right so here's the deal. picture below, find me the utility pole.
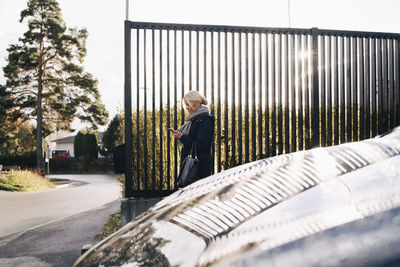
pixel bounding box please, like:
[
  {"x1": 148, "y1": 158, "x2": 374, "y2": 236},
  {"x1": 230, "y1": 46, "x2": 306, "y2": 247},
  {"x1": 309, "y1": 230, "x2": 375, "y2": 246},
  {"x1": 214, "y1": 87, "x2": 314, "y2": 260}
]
[
  {"x1": 124, "y1": 0, "x2": 133, "y2": 197},
  {"x1": 287, "y1": 0, "x2": 291, "y2": 28},
  {"x1": 126, "y1": 0, "x2": 129, "y2": 20}
]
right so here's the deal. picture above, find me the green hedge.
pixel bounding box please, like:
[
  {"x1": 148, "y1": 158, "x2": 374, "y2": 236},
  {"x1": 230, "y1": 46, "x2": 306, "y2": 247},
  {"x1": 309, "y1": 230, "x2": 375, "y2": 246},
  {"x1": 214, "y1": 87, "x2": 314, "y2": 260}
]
[
  {"x1": 0, "y1": 151, "x2": 36, "y2": 169},
  {"x1": 49, "y1": 157, "x2": 113, "y2": 174}
]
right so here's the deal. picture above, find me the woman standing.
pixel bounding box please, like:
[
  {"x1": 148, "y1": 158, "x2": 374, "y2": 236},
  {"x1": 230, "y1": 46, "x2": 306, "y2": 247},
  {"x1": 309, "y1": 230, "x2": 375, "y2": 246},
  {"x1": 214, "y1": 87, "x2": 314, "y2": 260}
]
[{"x1": 172, "y1": 90, "x2": 214, "y2": 186}]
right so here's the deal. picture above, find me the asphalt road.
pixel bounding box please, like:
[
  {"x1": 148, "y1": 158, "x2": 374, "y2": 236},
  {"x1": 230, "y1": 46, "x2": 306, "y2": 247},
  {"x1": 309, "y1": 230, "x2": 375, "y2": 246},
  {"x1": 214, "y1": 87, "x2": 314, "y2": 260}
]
[{"x1": 0, "y1": 174, "x2": 121, "y2": 267}]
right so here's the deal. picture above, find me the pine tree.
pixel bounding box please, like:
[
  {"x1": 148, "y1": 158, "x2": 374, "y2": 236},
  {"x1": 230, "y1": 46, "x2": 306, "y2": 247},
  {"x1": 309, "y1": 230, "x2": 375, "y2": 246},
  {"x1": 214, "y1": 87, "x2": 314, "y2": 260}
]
[
  {"x1": 3, "y1": 0, "x2": 108, "y2": 169},
  {"x1": 0, "y1": 85, "x2": 22, "y2": 156}
]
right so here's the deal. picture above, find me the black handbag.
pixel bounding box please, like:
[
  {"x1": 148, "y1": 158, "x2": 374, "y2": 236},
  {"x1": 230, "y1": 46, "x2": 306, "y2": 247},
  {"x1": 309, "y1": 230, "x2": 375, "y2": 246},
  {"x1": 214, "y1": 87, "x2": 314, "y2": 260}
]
[{"x1": 177, "y1": 140, "x2": 200, "y2": 187}]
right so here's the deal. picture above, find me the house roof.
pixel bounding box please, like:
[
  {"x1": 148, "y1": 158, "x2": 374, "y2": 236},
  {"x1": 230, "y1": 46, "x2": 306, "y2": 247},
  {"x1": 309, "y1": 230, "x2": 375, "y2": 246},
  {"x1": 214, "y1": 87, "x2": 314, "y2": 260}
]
[
  {"x1": 51, "y1": 132, "x2": 104, "y2": 143},
  {"x1": 52, "y1": 136, "x2": 75, "y2": 143}
]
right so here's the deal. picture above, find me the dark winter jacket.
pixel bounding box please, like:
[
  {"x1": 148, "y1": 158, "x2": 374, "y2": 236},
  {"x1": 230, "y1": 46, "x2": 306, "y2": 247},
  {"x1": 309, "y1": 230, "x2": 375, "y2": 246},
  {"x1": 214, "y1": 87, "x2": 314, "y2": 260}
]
[{"x1": 180, "y1": 112, "x2": 214, "y2": 180}]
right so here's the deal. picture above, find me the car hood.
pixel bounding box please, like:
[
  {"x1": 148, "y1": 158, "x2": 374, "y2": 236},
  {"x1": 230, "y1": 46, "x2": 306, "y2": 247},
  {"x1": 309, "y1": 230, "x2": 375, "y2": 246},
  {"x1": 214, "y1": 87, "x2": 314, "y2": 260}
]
[{"x1": 74, "y1": 127, "x2": 400, "y2": 267}]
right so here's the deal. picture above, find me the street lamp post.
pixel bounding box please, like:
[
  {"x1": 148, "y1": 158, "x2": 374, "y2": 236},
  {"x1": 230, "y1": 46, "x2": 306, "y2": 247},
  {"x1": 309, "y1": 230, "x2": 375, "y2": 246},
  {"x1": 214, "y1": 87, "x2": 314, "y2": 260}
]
[{"x1": 126, "y1": 0, "x2": 129, "y2": 21}]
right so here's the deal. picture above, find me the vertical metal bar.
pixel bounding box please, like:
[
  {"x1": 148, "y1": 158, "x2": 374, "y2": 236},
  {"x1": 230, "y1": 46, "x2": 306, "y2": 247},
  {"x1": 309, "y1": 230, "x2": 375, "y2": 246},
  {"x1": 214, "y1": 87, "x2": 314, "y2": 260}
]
[
  {"x1": 311, "y1": 28, "x2": 320, "y2": 147},
  {"x1": 351, "y1": 37, "x2": 358, "y2": 141},
  {"x1": 290, "y1": 34, "x2": 296, "y2": 152},
  {"x1": 179, "y1": 30, "x2": 185, "y2": 186},
  {"x1": 339, "y1": 36, "x2": 345, "y2": 143},
  {"x1": 371, "y1": 38, "x2": 377, "y2": 136},
  {"x1": 124, "y1": 21, "x2": 133, "y2": 197},
  {"x1": 151, "y1": 29, "x2": 156, "y2": 190},
  {"x1": 320, "y1": 35, "x2": 326, "y2": 147},
  {"x1": 345, "y1": 36, "x2": 352, "y2": 142},
  {"x1": 271, "y1": 33, "x2": 276, "y2": 155},
  {"x1": 277, "y1": 34, "x2": 283, "y2": 154},
  {"x1": 189, "y1": 30, "x2": 192, "y2": 91},
  {"x1": 245, "y1": 32, "x2": 250, "y2": 163},
  {"x1": 203, "y1": 31, "x2": 209, "y2": 169},
  {"x1": 217, "y1": 31, "x2": 222, "y2": 170},
  {"x1": 238, "y1": 32, "x2": 243, "y2": 164},
  {"x1": 388, "y1": 39, "x2": 394, "y2": 129},
  {"x1": 364, "y1": 38, "x2": 370, "y2": 138},
  {"x1": 197, "y1": 29, "x2": 199, "y2": 91},
  {"x1": 258, "y1": 33, "x2": 263, "y2": 158},
  {"x1": 377, "y1": 38, "x2": 383, "y2": 133},
  {"x1": 181, "y1": 31, "x2": 185, "y2": 125},
  {"x1": 211, "y1": 32, "x2": 215, "y2": 173},
  {"x1": 394, "y1": 38, "x2": 400, "y2": 126},
  {"x1": 167, "y1": 29, "x2": 171, "y2": 190},
  {"x1": 143, "y1": 29, "x2": 148, "y2": 190},
  {"x1": 396, "y1": 39, "x2": 400, "y2": 127},
  {"x1": 204, "y1": 31, "x2": 207, "y2": 97},
  {"x1": 159, "y1": 29, "x2": 163, "y2": 190},
  {"x1": 297, "y1": 34, "x2": 303, "y2": 150},
  {"x1": 359, "y1": 37, "x2": 365, "y2": 140},
  {"x1": 174, "y1": 30, "x2": 178, "y2": 186},
  {"x1": 304, "y1": 35, "x2": 310, "y2": 149},
  {"x1": 252, "y1": 32, "x2": 256, "y2": 161},
  {"x1": 231, "y1": 32, "x2": 236, "y2": 165},
  {"x1": 391, "y1": 38, "x2": 396, "y2": 129},
  {"x1": 382, "y1": 39, "x2": 388, "y2": 132},
  {"x1": 265, "y1": 33, "x2": 270, "y2": 157},
  {"x1": 284, "y1": 34, "x2": 290, "y2": 152},
  {"x1": 136, "y1": 29, "x2": 140, "y2": 191},
  {"x1": 224, "y1": 31, "x2": 229, "y2": 168},
  {"x1": 333, "y1": 36, "x2": 339, "y2": 145},
  {"x1": 326, "y1": 36, "x2": 332, "y2": 147}
]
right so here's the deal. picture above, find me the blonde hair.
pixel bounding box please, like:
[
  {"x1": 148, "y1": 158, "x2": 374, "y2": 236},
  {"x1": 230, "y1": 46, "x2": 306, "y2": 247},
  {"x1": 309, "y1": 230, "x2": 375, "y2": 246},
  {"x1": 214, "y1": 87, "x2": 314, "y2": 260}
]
[{"x1": 183, "y1": 90, "x2": 208, "y2": 107}]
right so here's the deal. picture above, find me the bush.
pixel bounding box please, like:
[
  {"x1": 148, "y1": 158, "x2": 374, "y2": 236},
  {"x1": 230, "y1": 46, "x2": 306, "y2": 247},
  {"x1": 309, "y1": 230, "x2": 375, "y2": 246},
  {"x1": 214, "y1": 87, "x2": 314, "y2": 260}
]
[
  {"x1": 74, "y1": 131, "x2": 98, "y2": 172},
  {"x1": 74, "y1": 131, "x2": 98, "y2": 160},
  {"x1": 112, "y1": 144, "x2": 125, "y2": 174},
  {"x1": 49, "y1": 157, "x2": 81, "y2": 173},
  {"x1": 49, "y1": 157, "x2": 113, "y2": 174},
  {"x1": 0, "y1": 151, "x2": 36, "y2": 169}
]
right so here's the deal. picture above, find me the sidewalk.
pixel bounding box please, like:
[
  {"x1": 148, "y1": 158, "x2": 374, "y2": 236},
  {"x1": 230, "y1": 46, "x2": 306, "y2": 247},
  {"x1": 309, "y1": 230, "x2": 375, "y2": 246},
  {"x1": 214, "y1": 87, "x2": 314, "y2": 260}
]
[{"x1": 0, "y1": 200, "x2": 120, "y2": 267}]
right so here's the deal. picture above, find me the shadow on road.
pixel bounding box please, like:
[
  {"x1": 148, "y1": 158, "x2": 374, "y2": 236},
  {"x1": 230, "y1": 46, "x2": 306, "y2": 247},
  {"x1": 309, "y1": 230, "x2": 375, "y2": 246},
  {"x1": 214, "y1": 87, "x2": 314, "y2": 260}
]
[{"x1": 0, "y1": 200, "x2": 120, "y2": 267}]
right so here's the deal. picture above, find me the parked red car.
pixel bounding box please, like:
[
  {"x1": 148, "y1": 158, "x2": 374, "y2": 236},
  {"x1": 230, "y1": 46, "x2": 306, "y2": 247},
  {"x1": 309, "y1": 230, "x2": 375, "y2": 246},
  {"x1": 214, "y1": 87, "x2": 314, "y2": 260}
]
[{"x1": 52, "y1": 150, "x2": 70, "y2": 158}]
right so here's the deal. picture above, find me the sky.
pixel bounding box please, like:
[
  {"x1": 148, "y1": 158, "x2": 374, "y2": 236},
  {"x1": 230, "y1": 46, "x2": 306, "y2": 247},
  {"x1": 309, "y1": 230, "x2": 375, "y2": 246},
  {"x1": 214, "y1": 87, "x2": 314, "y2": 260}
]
[{"x1": 1, "y1": 0, "x2": 400, "y2": 131}]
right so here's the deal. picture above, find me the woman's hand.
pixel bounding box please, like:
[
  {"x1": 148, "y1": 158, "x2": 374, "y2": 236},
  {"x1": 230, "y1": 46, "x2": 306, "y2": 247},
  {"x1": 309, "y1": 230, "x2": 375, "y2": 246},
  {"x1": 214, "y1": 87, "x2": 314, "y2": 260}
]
[{"x1": 172, "y1": 131, "x2": 183, "y2": 140}]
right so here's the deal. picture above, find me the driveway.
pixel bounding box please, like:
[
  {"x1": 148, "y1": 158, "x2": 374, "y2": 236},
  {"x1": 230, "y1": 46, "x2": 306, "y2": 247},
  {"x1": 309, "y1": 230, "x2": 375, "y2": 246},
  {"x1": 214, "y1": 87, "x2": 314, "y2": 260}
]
[{"x1": 0, "y1": 174, "x2": 121, "y2": 266}]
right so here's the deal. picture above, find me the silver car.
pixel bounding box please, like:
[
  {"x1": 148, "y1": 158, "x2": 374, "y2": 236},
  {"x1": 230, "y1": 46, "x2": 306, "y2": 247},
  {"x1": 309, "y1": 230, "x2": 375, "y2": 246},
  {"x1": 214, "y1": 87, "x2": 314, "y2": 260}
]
[{"x1": 74, "y1": 127, "x2": 400, "y2": 267}]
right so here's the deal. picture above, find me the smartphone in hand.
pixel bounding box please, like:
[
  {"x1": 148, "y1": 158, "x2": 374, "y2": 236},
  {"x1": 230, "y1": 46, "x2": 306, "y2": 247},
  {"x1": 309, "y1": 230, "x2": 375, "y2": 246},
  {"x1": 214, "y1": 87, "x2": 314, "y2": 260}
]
[{"x1": 168, "y1": 128, "x2": 177, "y2": 133}]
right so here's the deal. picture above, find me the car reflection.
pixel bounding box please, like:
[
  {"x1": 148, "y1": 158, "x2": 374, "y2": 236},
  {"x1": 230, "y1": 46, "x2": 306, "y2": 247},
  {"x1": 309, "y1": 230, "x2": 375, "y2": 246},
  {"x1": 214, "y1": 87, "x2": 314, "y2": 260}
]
[{"x1": 74, "y1": 127, "x2": 400, "y2": 267}]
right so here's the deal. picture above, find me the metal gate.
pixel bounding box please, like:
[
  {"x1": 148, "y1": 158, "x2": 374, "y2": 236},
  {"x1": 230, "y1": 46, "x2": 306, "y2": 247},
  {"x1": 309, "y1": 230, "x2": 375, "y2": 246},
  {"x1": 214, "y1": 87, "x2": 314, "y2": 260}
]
[{"x1": 124, "y1": 21, "x2": 400, "y2": 197}]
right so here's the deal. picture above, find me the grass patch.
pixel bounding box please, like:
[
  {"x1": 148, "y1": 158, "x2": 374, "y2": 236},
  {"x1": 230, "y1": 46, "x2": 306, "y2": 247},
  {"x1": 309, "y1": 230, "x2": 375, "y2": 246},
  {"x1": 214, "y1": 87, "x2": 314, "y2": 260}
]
[
  {"x1": 0, "y1": 170, "x2": 55, "y2": 192},
  {"x1": 95, "y1": 209, "x2": 121, "y2": 241}
]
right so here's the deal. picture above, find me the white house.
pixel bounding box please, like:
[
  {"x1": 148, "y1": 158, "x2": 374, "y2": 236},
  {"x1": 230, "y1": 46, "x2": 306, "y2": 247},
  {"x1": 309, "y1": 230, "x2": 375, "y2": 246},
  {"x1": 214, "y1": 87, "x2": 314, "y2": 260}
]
[
  {"x1": 50, "y1": 135, "x2": 75, "y2": 157},
  {"x1": 50, "y1": 132, "x2": 104, "y2": 158}
]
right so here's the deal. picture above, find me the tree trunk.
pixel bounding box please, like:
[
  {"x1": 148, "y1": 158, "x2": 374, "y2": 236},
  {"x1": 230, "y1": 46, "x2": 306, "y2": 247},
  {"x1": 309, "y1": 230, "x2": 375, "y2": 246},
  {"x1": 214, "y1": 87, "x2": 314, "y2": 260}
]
[{"x1": 36, "y1": 69, "x2": 44, "y2": 170}]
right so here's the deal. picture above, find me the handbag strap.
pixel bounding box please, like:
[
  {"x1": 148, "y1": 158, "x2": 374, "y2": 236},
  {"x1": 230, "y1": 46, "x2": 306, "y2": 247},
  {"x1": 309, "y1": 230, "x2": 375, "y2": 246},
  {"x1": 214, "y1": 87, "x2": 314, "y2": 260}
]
[{"x1": 189, "y1": 140, "x2": 198, "y2": 159}]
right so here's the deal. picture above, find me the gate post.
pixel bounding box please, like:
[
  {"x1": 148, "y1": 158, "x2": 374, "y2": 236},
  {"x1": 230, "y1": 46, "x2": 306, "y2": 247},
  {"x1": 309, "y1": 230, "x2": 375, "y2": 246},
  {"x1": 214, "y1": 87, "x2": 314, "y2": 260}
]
[
  {"x1": 311, "y1": 28, "x2": 320, "y2": 147},
  {"x1": 124, "y1": 20, "x2": 133, "y2": 197}
]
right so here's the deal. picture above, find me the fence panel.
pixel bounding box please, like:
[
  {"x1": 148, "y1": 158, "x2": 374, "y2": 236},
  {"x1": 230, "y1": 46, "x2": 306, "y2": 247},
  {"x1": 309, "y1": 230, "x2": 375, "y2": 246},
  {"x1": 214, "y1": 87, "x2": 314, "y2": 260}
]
[{"x1": 124, "y1": 21, "x2": 400, "y2": 197}]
